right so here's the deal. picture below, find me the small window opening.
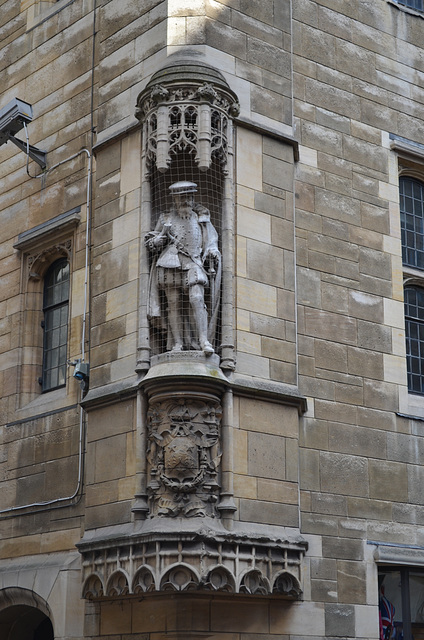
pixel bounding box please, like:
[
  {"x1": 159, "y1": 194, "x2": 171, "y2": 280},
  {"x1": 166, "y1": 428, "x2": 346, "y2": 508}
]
[{"x1": 42, "y1": 258, "x2": 70, "y2": 391}]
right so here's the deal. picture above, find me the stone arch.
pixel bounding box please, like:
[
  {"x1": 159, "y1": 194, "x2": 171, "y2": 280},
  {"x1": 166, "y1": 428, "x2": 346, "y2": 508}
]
[
  {"x1": 238, "y1": 569, "x2": 271, "y2": 596},
  {"x1": 272, "y1": 570, "x2": 302, "y2": 598},
  {"x1": 105, "y1": 570, "x2": 130, "y2": 597},
  {"x1": 27, "y1": 241, "x2": 72, "y2": 282},
  {"x1": 159, "y1": 563, "x2": 200, "y2": 592},
  {"x1": 0, "y1": 587, "x2": 54, "y2": 640},
  {"x1": 82, "y1": 573, "x2": 104, "y2": 600},
  {"x1": 203, "y1": 565, "x2": 236, "y2": 593},
  {"x1": 132, "y1": 565, "x2": 156, "y2": 594}
]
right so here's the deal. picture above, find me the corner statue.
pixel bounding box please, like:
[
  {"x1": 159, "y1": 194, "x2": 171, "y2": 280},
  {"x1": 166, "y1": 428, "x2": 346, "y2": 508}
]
[{"x1": 145, "y1": 182, "x2": 221, "y2": 355}]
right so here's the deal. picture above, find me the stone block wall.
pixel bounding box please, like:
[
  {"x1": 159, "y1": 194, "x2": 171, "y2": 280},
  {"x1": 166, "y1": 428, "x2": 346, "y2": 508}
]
[
  {"x1": 0, "y1": 0, "x2": 96, "y2": 556},
  {"x1": 84, "y1": 398, "x2": 136, "y2": 529},
  {"x1": 294, "y1": 1, "x2": 424, "y2": 637},
  {"x1": 236, "y1": 128, "x2": 296, "y2": 385},
  {"x1": 2, "y1": 0, "x2": 424, "y2": 638},
  {"x1": 233, "y1": 396, "x2": 300, "y2": 528}
]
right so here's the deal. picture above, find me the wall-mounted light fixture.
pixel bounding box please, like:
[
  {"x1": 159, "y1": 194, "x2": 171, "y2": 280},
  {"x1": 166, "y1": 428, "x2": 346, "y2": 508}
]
[{"x1": 0, "y1": 98, "x2": 47, "y2": 169}]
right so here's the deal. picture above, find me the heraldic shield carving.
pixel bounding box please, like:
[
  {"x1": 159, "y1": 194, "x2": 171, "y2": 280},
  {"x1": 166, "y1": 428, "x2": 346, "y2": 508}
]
[{"x1": 146, "y1": 397, "x2": 222, "y2": 517}]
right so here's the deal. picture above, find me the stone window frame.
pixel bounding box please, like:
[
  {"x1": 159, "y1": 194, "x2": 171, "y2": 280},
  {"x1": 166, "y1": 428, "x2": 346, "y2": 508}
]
[
  {"x1": 13, "y1": 208, "x2": 80, "y2": 407},
  {"x1": 390, "y1": 136, "x2": 424, "y2": 414},
  {"x1": 399, "y1": 175, "x2": 424, "y2": 396},
  {"x1": 403, "y1": 283, "x2": 424, "y2": 395}
]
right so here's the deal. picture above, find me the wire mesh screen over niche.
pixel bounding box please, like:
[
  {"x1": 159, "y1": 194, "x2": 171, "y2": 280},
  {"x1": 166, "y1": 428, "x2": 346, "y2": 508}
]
[
  {"x1": 136, "y1": 61, "x2": 240, "y2": 363},
  {"x1": 147, "y1": 153, "x2": 224, "y2": 356}
]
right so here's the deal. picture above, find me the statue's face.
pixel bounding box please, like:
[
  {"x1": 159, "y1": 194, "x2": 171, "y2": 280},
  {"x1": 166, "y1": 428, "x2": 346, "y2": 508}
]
[{"x1": 174, "y1": 193, "x2": 194, "y2": 212}]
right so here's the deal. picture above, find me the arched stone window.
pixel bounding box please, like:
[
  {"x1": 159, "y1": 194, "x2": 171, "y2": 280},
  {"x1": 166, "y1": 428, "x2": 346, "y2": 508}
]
[{"x1": 13, "y1": 208, "x2": 80, "y2": 404}]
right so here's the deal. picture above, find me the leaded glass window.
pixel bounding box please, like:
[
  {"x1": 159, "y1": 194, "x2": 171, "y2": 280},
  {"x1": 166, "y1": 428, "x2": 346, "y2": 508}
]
[
  {"x1": 42, "y1": 259, "x2": 69, "y2": 391},
  {"x1": 404, "y1": 286, "x2": 424, "y2": 395},
  {"x1": 400, "y1": 177, "x2": 424, "y2": 270}
]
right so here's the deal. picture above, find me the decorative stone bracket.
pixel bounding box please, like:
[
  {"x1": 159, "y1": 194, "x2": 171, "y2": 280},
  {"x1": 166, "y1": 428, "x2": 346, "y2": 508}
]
[{"x1": 78, "y1": 525, "x2": 306, "y2": 600}]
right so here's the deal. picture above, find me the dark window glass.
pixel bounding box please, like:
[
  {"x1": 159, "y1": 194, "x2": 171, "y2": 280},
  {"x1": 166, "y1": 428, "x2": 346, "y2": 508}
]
[
  {"x1": 405, "y1": 286, "x2": 424, "y2": 395},
  {"x1": 395, "y1": 0, "x2": 424, "y2": 10},
  {"x1": 379, "y1": 567, "x2": 424, "y2": 640},
  {"x1": 400, "y1": 177, "x2": 424, "y2": 270},
  {"x1": 42, "y1": 259, "x2": 69, "y2": 391}
]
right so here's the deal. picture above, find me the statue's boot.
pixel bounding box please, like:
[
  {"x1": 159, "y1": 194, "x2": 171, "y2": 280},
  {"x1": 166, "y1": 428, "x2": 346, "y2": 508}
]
[
  {"x1": 167, "y1": 294, "x2": 183, "y2": 350},
  {"x1": 190, "y1": 286, "x2": 214, "y2": 355}
]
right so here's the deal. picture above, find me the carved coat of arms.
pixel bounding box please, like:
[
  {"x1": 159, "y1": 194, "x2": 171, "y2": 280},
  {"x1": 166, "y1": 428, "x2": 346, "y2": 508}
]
[{"x1": 146, "y1": 399, "x2": 222, "y2": 517}]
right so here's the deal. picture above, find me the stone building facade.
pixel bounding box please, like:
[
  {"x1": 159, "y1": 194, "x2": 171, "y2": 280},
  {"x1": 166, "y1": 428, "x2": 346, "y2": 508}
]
[{"x1": 1, "y1": 0, "x2": 424, "y2": 638}]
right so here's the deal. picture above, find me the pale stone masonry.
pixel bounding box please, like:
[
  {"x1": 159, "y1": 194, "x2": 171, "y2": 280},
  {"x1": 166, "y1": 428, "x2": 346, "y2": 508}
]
[{"x1": 1, "y1": 0, "x2": 424, "y2": 638}]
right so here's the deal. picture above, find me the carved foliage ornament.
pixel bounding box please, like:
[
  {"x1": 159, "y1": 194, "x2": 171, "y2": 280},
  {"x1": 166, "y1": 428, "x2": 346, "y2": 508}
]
[
  {"x1": 146, "y1": 398, "x2": 222, "y2": 518},
  {"x1": 27, "y1": 240, "x2": 72, "y2": 280},
  {"x1": 136, "y1": 81, "x2": 240, "y2": 173}
]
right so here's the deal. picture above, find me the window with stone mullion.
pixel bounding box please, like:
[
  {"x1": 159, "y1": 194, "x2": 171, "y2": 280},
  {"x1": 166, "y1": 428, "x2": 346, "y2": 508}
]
[
  {"x1": 400, "y1": 177, "x2": 424, "y2": 270},
  {"x1": 404, "y1": 286, "x2": 424, "y2": 394}
]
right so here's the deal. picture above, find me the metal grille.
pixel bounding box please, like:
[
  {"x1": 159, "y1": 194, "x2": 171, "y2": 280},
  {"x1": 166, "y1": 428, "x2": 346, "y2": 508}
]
[
  {"x1": 148, "y1": 151, "x2": 223, "y2": 356},
  {"x1": 400, "y1": 177, "x2": 424, "y2": 270},
  {"x1": 405, "y1": 286, "x2": 424, "y2": 394},
  {"x1": 42, "y1": 259, "x2": 69, "y2": 391}
]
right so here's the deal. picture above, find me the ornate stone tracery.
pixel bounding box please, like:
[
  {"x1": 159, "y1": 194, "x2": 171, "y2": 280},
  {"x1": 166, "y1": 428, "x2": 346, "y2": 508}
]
[
  {"x1": 136, "y1": 74, "x2": 239, "y2": 174},
  {"x1": 79, "y1": 530, "x2": 306, "y2": 600},
  {"x1": 27, "y1": 240, "x2": 72, "y2": 280}
]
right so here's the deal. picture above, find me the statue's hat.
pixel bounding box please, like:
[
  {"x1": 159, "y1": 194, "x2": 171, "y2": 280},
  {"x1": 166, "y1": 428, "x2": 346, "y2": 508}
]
[{"x1": 169, "y1": 181, "x2": 197, "y2": 195}]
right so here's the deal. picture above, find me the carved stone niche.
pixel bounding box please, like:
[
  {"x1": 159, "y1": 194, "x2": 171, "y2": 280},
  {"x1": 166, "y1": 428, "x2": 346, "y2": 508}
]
[{"x1": 135, "y1": 60, "x2": 240, "y2": 372}]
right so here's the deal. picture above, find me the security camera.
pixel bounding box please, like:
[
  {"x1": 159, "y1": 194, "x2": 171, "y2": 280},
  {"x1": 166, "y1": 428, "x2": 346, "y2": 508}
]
[
  {"x1": 68, "y1": 359, "x2": 90, "y2": 395},
  {"x1": 0, "y1": 97, "x2": 46, "y2": 169},
  {"x1": 0, "y1": 98, "x2": 33, "y2": 143},
  {"x1": 73, "y1": 361, "x2": 90, "y2": 381}
]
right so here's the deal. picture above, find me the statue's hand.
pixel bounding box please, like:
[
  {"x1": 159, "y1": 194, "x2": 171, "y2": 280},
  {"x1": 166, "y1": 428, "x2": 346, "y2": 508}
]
[
  {"x1": 203, "y1": 250, "x2": 220, "y2": 273},
  {"x1": 204, "y1": 249, "x2": 220, "y2": 262},
  {"x1": 145, "y1": 231, "x2": 167, "y2": 250}
]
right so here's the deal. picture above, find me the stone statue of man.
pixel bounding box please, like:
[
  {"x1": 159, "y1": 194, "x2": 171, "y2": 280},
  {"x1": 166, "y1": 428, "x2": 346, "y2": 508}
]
[{"x1": 145, "y1": 181, "x2": 221, "y2": 355}]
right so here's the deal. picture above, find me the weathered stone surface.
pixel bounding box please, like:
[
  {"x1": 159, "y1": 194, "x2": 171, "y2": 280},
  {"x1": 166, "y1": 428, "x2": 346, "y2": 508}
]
[{"x1": 325, "y1": 603, "x2": 355, "y2": 637}]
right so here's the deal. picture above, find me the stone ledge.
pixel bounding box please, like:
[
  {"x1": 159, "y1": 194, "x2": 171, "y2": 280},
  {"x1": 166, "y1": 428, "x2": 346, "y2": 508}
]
[
  {"x1": 372, "y1": 541, "x2": 424, "y2": 566},
  {"x1": 81, "y1": 376, "x2": 140, "y2": 411},
  {"x1": 82, "y1": 369, "x2": 307, "y2": 413},
  {"x1": 13, "y1": 207, "x2": 81, "y2": 251},
  {"x1": 231, "y1": 373, "x2": 307, "y2": 414}
]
